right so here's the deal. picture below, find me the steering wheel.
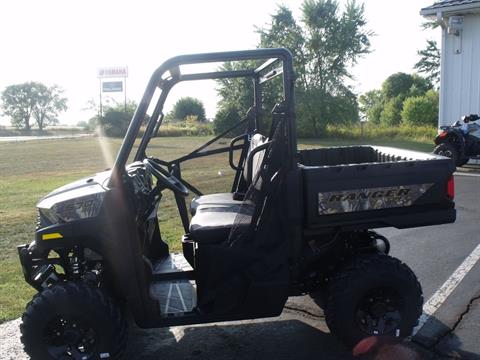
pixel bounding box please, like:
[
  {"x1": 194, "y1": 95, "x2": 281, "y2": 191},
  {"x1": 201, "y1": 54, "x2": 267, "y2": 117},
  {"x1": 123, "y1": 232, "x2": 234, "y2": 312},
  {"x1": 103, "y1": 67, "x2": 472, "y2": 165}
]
[{"x1": 143, "y1": 158, "x2": 189, "y2": 197}]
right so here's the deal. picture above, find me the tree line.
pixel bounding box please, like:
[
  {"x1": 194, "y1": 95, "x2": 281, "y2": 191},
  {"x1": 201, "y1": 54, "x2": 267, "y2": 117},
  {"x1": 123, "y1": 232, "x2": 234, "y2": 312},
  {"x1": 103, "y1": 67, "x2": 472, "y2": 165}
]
[{"x1": 1, "y1": 0, "x2": 440, "y2": 137}]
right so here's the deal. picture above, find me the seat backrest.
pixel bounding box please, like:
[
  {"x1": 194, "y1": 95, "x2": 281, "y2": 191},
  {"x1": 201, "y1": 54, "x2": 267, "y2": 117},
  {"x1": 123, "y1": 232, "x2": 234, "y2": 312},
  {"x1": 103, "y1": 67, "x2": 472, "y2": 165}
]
[{"x1": 243, "y1": 133, "x2": 267, "y2": 183}]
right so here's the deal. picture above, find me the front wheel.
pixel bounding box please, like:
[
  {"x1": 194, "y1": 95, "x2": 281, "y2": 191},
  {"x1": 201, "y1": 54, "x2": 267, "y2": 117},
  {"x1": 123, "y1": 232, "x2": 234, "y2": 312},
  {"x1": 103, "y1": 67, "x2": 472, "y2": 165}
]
[
  {"x1": 325, "y1": 254, "x2": 423, "y2": 348},
  {"x1": 21, "y1": 282, "x2": 127, "y2": 360}
]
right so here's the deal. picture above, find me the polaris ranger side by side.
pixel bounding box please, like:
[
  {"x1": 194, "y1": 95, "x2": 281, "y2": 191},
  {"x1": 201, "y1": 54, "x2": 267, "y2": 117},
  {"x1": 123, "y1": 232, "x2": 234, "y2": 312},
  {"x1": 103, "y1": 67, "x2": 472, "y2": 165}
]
[{"x1": 17, "y1": 49, "x2": 456, "y2": 359}]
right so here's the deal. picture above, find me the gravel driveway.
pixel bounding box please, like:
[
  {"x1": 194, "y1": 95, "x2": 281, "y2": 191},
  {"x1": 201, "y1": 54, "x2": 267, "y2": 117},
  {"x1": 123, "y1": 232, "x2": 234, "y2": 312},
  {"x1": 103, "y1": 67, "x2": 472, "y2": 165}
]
[{"x1": 0, "y1": 319, "x2": 25, "y2": 360}]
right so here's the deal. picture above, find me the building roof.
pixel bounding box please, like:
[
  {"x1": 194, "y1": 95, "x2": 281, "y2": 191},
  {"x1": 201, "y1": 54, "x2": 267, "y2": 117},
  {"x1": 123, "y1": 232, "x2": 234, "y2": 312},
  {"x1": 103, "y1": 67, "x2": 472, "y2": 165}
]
[{"x1": 421, "y1": 0, "x2": 480, "y2": 16}]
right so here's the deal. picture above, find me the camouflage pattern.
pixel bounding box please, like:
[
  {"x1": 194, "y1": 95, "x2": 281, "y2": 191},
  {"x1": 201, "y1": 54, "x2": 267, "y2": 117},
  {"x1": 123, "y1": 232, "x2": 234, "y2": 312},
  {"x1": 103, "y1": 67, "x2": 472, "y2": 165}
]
[{"x1": 318, "y1": 184, "x2": 434, "y2": 215}]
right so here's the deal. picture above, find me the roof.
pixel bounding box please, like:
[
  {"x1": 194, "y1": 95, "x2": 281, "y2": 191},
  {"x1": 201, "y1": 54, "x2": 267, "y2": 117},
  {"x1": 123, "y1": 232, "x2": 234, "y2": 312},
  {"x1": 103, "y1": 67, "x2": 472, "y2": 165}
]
[{"x1": 421, "y1": 0, "x2": 480, "y2": 16}]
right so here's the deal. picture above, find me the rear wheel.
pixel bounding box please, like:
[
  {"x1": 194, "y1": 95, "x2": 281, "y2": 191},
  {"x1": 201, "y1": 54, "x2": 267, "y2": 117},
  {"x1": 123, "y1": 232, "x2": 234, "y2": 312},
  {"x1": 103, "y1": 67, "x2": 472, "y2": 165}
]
[
  {"x1": 434, "y1": 143, "x2": 463, "y2": 166},
  {"x1": 325, "y1": 254, "x2": 422, "y2": 348},
  {"x1": 21, "y1": 281, "x2": 127, "y2": 360}
]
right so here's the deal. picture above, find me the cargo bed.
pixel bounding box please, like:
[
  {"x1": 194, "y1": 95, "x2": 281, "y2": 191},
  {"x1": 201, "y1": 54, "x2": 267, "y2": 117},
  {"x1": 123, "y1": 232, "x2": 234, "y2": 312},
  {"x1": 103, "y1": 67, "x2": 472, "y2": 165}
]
[{"x1": 299, "y1": 146, "x2": 456, "y2": 233}]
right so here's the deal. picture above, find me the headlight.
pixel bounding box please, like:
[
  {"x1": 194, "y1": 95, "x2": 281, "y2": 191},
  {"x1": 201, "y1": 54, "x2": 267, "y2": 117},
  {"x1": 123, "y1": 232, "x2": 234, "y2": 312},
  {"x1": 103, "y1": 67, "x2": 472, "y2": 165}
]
[
  {"x1": 52, "y1": 192, "x2": 105, "y2": 222},
  {"x1": 37, "y1": 208, "x2": 59, "y2": 229},
  {"x1": 36, "y1": 184, "x2": 106, "y2": 226}
]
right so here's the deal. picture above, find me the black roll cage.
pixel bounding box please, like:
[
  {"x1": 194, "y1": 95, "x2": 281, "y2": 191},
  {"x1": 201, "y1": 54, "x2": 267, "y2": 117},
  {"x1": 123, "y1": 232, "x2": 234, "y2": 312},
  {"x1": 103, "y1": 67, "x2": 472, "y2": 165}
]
[{"x1": 109, "y1": 48, "x2": 297, "y2": 188}]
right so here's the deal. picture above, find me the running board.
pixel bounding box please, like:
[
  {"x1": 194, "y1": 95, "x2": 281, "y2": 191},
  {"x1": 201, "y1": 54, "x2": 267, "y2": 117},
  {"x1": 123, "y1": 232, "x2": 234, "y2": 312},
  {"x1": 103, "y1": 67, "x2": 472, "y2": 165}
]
[
  {"x1": 150, "y1": 253, "x2": 197, "y2": 315},
  {"x1": 150, "y1": 280, "x2": 197, "y2": 315}
]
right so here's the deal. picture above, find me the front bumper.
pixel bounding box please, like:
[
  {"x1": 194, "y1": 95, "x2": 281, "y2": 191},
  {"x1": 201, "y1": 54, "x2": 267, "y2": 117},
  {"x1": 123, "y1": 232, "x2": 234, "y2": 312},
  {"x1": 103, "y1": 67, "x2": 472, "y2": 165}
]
[{"x1": 17, "y1": 244, "x2": 60, "y2": 291}]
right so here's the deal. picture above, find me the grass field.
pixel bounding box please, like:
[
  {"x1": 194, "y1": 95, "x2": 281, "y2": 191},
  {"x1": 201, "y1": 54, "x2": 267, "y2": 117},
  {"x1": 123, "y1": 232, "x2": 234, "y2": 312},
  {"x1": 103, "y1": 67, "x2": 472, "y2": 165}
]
[{"x1": 0, "y1": 135, "x2": 435, "y2": 323}]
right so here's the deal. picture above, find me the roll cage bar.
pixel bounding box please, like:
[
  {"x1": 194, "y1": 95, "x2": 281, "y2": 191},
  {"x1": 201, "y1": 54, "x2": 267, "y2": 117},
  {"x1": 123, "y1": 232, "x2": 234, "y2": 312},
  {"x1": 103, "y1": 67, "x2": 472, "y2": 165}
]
[{"x1": 109, "y1": 48, "x2": 297, "y2": 187}]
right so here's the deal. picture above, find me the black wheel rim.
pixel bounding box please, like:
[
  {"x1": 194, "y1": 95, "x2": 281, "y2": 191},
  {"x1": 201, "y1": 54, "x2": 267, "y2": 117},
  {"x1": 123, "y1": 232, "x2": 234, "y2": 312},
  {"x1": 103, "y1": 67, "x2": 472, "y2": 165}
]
[
  {"x1": 355, "y1": 287, "x2": 403, "y2": 337},
  {"x1": 437, "y1": 149, "x2": 453, "y2": 158},
  {"x1": 44, "y1": 315, "x2": 97, "y2": 359}
]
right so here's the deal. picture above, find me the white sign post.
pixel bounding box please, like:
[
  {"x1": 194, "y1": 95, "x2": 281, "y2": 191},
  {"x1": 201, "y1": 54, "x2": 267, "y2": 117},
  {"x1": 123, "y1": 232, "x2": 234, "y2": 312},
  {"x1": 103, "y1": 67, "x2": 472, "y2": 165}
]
[{"x1": 97, "y1": 66, "x2": 128, "y2": 116}]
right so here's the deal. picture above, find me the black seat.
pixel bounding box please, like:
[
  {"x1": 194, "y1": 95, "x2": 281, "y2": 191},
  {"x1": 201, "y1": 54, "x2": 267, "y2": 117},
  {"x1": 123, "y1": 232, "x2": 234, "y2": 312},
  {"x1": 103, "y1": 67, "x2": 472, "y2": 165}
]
[
  {"x1": 189, "y1": 204, "x2": 252, "y2": 244},
  {"x1": 190, "y1": 193, "x2": 241, "y2": 216},
  {"x1": 189, "y1": 106, "x2": 286, "y2": 245},
  {"x1": 190, "y1": 133, "x2": 267, "y2": 215}
]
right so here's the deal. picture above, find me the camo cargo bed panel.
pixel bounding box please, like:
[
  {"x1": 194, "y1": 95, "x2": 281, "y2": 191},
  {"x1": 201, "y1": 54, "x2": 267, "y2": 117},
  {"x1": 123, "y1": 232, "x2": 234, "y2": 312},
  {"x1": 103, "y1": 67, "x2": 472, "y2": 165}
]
[{"x1": 298, "y1": 146, "x2": 456, "y2": 232}]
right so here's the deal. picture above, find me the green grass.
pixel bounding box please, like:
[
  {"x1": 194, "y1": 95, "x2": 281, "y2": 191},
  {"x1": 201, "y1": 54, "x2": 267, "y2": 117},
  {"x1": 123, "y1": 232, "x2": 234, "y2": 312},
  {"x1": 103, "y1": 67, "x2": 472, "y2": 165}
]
[
  {"x1": 322, "y1": 124, "x2": 437, "y2": 145},
  {"x1": 0, "y1": 134, "x2": 436, "y2": 323}
]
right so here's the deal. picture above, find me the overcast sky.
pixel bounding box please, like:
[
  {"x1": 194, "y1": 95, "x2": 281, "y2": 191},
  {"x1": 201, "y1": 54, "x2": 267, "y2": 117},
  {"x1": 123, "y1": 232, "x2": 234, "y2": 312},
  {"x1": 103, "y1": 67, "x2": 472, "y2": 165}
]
[{"x1": 0, "y1": 0, "x2": 439, "y2": 125}]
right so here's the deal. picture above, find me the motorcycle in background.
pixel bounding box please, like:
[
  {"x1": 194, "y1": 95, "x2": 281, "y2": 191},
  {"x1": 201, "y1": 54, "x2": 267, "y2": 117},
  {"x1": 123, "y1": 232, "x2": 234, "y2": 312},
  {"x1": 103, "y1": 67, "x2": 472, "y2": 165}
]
[{"x1": 433, "y1": 114, "x2": 480, "y2": 166}]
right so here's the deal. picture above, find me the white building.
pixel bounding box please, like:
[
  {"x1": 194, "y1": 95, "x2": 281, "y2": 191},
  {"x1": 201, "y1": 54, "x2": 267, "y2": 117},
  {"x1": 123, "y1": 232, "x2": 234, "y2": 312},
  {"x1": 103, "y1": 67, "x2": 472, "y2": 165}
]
[{"x1": 421, "y1": 0, "x2": 480, "y2": 127}]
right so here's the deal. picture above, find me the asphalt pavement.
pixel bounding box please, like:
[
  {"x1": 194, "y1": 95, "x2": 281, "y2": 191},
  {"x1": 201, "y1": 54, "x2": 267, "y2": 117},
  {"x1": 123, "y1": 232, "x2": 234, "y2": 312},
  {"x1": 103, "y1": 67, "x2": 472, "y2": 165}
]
[{"x1": 380, "y1": 172, "x2": 480, "y2": 359}]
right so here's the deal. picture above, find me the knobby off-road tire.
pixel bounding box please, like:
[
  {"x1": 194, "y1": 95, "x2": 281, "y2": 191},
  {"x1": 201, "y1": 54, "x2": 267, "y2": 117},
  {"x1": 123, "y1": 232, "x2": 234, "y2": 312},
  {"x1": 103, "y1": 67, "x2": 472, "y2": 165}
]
[
  {"x1": 325, "y1": 254, "x2": 423, "y2": 348},
  {"x1": 20, "y1": 281, "x2": 127, "y2": 360},
  {"x1": 433, "y1": 143, "x2": 463, "y2": 166}
]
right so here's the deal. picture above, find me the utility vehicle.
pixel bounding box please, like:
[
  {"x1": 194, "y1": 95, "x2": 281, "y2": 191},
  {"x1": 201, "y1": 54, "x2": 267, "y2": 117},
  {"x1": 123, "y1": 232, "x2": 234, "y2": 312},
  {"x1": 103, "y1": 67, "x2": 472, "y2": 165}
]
[
  {"x1": 17, "y1": 49, "x2": 456, "y2": 359},
  {"x1": 433, "y1": 114, "x2": 480, "y2": 166}
]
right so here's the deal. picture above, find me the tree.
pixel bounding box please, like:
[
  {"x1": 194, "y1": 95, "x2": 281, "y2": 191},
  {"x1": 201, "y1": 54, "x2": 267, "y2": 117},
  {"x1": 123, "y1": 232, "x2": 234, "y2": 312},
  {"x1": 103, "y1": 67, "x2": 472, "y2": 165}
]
[
  {"x1": 366, "y1": 102, "x2": 384, "y2": 125},
  {"x1": 360, "y1": 72, "x2": 434, "y2": 126},
  {"x1": 257, "y1": 6, "x2": 307, "y2": 86},
  {"x1": 359, "y1": 89, "x2": 382, "y2": 123},
  {"x1": 32, "y1": 84, "x2": 67, "y2": 131},
  {"x1": 215, "y1": 61, "x2": 256, "y2": 117},
  {"x1": 415, "y1": 40, "x2": 441, "y2": 86},
  {"x1": 382, "y1": 73, "x2": 416, "y2": 99},
  {"x1": 296, "y1": 0, "x2": 371, "y2": 135},
  {"x1": 402, "y1": 90, "x2": 439, "y2": 126},
  {"x1": 1, "y1": 83, "x2": 37, "y2": 130},
  {"x1": 408, "y1": 74, "x2": 433, "y2": 98},
  {"x1": 170, "y1": 97, "x2": 206, "y2": 122},
  {"x1": 1, "y1": 82, "x2": 67, "y2": 130},
  {"x1": 380, "y1": 97, "x2": 403, "y2": 126},
  {"x1": 216, "y1": 0, "x2": 372, "y2": 136},
  {"x1": 299, "y1": 0, "x2": 371, "y2": 91},
  {"x1": 213, "y1": 105, "x2": 242, "y2": 136},
  {"x1": 98, "y1": 100, "x2": 137, "y2": 137}
]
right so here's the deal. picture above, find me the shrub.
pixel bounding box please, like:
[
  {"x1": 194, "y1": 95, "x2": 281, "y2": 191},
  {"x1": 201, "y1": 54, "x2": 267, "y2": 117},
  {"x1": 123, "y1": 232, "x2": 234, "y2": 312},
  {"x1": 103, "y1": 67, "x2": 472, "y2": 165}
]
[
  {"x1": 366, "y1": 102, "x2": 383, "y2": 125},
  {"x1": 402, "y1": 90, "x2": 439, "y2": 126},
  {"x1": 380, "y1": 97, "x2": 403, "y2": 126},
  {"x1": 157, "y1": 123, "x2": 213, "y2": 137},
  {"x1": 97, "y1": 101, "x2": 137, "y2": 137},
  {"x1": 100, "y1": 110, "x2": 131, "y2": 137}
]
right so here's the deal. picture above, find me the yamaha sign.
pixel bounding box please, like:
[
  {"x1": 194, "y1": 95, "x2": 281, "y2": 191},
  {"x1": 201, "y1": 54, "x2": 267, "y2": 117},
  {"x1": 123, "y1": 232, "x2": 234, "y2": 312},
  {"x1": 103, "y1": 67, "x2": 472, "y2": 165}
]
[
  {"x1": 97, "y1": 66, "x2": 128, "y2": 78},
  {"x1": 97, "y1": 66, "x2": 129, "y2": 115}
]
